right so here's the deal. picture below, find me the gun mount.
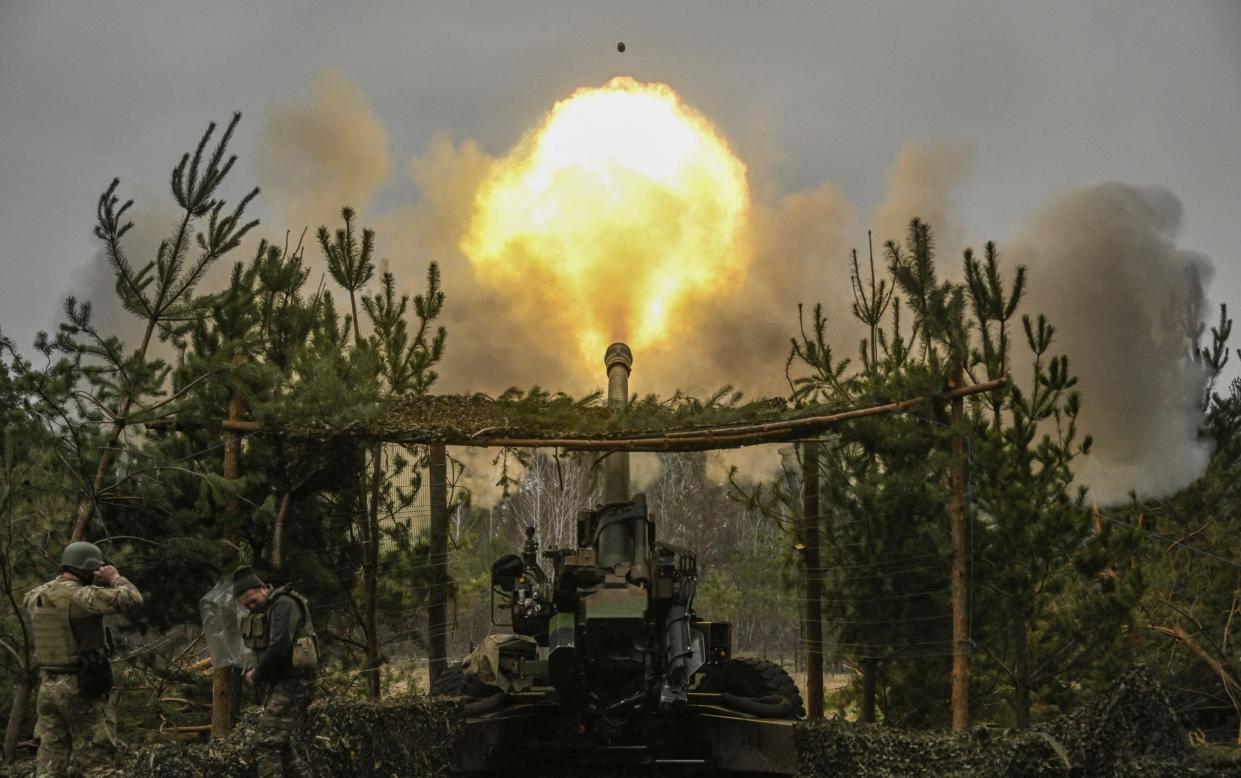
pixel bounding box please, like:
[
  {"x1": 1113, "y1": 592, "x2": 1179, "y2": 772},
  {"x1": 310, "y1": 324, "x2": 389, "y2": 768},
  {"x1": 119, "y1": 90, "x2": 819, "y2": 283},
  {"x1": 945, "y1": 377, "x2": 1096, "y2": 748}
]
[
  {"x1": 483, "y1": 494, "x2": 734, "y2": 716},
  {"x1": 434, "y1": 492, "x2": 803, "y2": 775}
]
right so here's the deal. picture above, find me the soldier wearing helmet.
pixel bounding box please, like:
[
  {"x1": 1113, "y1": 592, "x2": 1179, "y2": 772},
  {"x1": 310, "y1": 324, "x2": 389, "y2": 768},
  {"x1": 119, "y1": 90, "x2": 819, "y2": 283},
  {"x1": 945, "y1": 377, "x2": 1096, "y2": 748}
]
[{"x1": 23, "y1": 541, "x2": 143, "y2": 778}]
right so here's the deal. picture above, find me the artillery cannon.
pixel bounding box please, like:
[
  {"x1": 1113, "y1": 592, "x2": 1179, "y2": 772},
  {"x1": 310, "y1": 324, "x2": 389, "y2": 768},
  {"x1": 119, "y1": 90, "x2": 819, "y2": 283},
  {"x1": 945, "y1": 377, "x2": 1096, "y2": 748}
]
[
  {"x1": 432, "y1": 343, "x2": 802, "y2": 774},
  {"x1": 433, "y1": 494, "x2": 802, "y2": 774}
]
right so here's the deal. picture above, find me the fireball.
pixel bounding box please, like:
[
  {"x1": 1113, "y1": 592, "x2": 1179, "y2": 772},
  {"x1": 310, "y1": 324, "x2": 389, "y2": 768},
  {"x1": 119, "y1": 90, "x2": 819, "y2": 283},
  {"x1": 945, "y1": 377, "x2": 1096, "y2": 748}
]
[{"x1": 461, "y1": 77, "x2": 749, "y2": 367}]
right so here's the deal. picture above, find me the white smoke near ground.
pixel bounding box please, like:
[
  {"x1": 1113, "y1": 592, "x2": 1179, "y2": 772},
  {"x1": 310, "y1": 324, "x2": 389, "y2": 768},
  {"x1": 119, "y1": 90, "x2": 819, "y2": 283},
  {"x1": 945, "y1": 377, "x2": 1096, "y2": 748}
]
[
  {"x1": 630, "y1": 453, "x2": 663, "y2": 491},
  {"x1": 1007, "y1": 184, "x2": 1214, "y2": 503},
  {"x1": 705, "y1": 444, "x2": 788, "y2": 487},
  {"x1": 447, "y1": 446, "x2": 514, "y2": 507}
]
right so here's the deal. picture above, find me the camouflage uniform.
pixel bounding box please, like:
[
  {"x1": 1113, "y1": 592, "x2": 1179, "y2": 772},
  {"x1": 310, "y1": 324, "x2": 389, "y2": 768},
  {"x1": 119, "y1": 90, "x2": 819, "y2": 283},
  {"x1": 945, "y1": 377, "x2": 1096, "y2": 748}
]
[
  {"x1": 255, "y1": 676, "x2": 316, "y2": 778},
  {"x1": 24, "y1": 574, "x2": 143, "y2": 778},
  {"x1": 241, "y1": 586, "x2": 317, "y2": 778}
]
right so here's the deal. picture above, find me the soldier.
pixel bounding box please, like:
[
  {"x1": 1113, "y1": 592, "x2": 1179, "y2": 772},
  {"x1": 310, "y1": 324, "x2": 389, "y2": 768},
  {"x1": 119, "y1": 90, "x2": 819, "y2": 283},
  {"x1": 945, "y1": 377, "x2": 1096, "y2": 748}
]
[
  {"x1": 233, "y1": 565, "x2": 318, "y2": 778},
  {"x1": 24, "y1": 541, "x2": 143, "y2": 778}
]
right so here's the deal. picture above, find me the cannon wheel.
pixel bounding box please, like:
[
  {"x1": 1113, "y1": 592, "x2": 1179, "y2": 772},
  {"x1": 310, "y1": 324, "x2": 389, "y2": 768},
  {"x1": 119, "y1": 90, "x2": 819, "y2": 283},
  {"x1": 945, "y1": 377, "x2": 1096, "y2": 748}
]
[
  {"x1": 699, "y1": 657, "x2": 806, "y2": 719},
  {"x1": 430, "y1": 661, "x2": 504, "y2": 699},
  {"x1": 430, "y1": 662, "x2": 481, "y2": 697}
]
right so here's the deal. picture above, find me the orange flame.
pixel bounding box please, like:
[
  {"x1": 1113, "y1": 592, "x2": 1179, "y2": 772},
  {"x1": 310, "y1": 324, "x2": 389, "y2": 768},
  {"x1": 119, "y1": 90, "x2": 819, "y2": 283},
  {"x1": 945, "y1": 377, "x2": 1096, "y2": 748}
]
[{"x1": 462, "y1": 77, "x2": 749, "y2": 367}]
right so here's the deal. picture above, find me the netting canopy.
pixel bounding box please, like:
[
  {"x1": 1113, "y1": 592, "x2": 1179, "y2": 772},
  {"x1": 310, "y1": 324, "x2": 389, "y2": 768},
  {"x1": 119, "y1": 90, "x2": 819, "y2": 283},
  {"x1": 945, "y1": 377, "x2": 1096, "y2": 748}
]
[{"x1": 273, "y1": 379, "x2": 1005, "y2": 452}]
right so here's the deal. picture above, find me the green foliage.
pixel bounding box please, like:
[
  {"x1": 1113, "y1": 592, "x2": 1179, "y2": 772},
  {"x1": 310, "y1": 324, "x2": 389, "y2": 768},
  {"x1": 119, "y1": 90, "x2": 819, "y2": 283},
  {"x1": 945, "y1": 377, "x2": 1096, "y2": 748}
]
[
  {"x1": 0, "y1": 119, "x2": 450, "y2": 745},
  {"x1": 1109, "y1": 369, "x2": 1241, "y2": 740},
  {"x1": 779, "y1": 218, "x2": 1134, "y2": 729}
]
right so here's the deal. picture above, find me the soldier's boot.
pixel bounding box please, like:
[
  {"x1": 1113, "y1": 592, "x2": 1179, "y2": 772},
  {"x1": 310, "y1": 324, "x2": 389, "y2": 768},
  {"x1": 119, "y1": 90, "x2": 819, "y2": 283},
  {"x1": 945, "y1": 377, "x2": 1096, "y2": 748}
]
[{"x1": 255, "y1": 723, "x2": 294, "y2": 778}]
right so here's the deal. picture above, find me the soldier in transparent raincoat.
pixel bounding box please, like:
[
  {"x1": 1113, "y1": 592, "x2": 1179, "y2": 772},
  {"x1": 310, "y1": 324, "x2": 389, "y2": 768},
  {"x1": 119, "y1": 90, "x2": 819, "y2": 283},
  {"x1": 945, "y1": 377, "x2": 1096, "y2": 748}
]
[{"x1": 233, "y1": 565, "x2": 318, "y2": 778}]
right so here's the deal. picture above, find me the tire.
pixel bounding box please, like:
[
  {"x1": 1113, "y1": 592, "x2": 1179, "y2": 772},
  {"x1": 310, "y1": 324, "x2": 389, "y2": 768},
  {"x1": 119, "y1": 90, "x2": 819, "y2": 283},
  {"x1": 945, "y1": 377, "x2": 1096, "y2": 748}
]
[
  {"x1": 429, "y1": 662, "x2": 500, "y2": 699},
  {"x1": 430, "y1": 662, "x2": 469, "y2": 697},
  {"x1": 699, "y1": 658, "x2": 805, "y2": 719}
]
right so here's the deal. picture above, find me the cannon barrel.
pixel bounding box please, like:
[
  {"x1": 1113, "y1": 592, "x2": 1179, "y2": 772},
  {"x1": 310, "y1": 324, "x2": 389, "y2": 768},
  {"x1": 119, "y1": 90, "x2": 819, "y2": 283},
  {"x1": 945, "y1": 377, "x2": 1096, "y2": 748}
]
[{"x1": 603, "y1": 342, "x2": 632, "y2": 503}]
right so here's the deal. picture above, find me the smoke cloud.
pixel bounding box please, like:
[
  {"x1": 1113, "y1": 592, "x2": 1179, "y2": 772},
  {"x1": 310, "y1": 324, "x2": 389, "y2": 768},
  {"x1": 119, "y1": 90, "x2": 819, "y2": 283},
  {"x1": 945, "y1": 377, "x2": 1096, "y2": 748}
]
[
  {"x1": 1008, "y1": 184, "x2": 1213, "y2": 503},
  {"x1": 68, "y1": 196, "x2": 190, "y2": 361},
  {"x1": 247, "y1": 73, "x2": 1216, "y2": 505},
  {"x1": 376, "y1": 128, "x2": 967, "y2": 494},
  {"x1": 658, "y1": 183, "x2": 857, "y2": 398},
  {"x1": 255, "y1": 69, "x2": 393, "y2": 229},
  {"x1": 871, "y1": 142, "x2": 973, "y2": 259},
  {"x1": 375, "y1": 135, "x2": 578, "y2": 393}
]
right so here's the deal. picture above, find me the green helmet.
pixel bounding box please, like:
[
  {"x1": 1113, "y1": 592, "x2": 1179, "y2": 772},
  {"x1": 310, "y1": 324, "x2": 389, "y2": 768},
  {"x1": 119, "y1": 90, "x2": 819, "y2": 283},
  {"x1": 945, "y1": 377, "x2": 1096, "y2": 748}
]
[{"x1": 61, "y1": 541, "x2": 105, "y2": 574}]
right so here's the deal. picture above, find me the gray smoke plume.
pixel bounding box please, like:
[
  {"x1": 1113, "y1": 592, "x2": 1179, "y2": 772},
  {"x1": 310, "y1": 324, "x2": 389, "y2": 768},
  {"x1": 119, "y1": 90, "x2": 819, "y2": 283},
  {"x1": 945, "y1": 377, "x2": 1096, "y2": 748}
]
[
  {"x1": 254, "y1": 69, "x2": 392, "y2": 230},
  {"x1": 375, "y1": 134, "x2": 576, "y2": 394},
  {"x1": 1007, "y1": 183, "x2": 1213, "y2": 504},
  {"x1": 68, "y1": 196, "x2": 188, "y2": 362},
  {"x1": 871, "y1": 142, "x2": 973, "y2": 259}
]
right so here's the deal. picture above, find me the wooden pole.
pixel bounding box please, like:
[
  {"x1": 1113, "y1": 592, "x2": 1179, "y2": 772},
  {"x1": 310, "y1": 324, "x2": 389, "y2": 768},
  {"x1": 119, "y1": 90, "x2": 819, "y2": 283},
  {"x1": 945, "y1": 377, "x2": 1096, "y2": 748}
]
[
  {"x1": 801, "y1": 441, "x2": 824, "y2": 719},
  {"x1": 949, "y1": 365, "x2": 969, "y2": 735},
  {"x1": 212, "y1": 379, "x2": 243, "y2": 739},
  {"x1": 427, "y1": 443, "x2": 449, "y2": 686}
]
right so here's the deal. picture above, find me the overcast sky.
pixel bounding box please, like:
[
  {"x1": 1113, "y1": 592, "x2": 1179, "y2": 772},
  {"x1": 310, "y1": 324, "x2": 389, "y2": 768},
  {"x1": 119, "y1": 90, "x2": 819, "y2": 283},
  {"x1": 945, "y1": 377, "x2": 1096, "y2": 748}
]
[{"x1": 2, "y1": 2, "x2": 1239, "y2": 499}]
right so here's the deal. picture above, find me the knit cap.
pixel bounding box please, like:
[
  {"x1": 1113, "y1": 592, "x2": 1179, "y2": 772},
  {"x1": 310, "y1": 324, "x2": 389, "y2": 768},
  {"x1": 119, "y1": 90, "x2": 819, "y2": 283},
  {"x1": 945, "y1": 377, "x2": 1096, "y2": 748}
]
[{"x1": 232, "y1": 565, "x2": 264, "y2": 597}]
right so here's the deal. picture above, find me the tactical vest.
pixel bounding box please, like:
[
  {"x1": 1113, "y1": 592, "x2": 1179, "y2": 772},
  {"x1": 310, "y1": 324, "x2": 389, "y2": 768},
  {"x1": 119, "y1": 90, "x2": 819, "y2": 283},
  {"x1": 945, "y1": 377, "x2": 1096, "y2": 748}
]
[
  {"x1": 28, "y1": 579, "x2": 105, "y2": 671},
  {"x1": 240, "y1": 586, "x2": 316, "y2": 655}
]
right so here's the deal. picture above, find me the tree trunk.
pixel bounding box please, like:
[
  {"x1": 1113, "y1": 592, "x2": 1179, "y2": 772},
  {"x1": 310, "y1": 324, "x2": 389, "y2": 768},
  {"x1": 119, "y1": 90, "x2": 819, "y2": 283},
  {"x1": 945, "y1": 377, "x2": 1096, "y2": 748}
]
[
  {"x1": 3, "y1": 672, "x2": 33, "y2": 762},
  {"x1": 212, "y1": 380, "x2": 244, "y2": 738},
  {"x1": 1012, "y1": 604, "x2": 1031, "y2": 728},
  {"x1": 860, "y1": 658, "x2": 878, "y2": 724},
  {"x1": 364, "y1": 446, "x2": 383, "y2": 700},
  {"x1": 801, "y1": 442, "x2": 824, "y2": 719},
  {"x1": 949, "y1": 364, "x2": 970, "y2": 734},
  {"x1": 269, "y1": 492, "x2": 291, "y2": 570},
  {"x1": 428, "y1": 444, "x2": 449, "y2": 687}
]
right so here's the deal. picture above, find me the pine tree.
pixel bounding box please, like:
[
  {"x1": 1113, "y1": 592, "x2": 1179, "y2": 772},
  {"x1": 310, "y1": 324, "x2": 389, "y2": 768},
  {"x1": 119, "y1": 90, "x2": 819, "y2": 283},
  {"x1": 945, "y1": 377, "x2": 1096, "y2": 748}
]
[
  {"x1": 58, "y1": 113, "x2": 259, "y2": 542},
  {"x1": 782, "y1": 219, "x2": 1133, "y2": 728},
  {"x1": 315, "y1": 208, "x2": 447, "y2": 699}
]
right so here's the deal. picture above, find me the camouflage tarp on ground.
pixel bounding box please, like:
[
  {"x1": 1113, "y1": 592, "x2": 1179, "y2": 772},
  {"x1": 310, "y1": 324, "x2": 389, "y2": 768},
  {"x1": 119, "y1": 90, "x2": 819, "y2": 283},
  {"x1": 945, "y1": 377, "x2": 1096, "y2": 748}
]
[
  {"x1": 1042, "y1": 663, "x2": 1191, "y2": 777},
  {"x1": 7, "y1": 668, "x2": 1241, "y2": 777},
  {"x1": 796, "y1": 665, "x2": 1241, "y2": 777},
  {"x1": 1, "y1": 695, "x2": 461, "y2": 778}
]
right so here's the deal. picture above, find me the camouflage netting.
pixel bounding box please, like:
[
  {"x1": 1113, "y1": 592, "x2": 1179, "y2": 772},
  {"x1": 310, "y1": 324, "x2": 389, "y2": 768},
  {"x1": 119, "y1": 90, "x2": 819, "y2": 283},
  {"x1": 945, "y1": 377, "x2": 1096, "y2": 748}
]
[
  {"x1": 796, "y1": 665, "x2": 1241, "y2": 777},
  {"x1": 7, "y1": 667, "x2": 1241, "y2": 777},
  {"x1": 1043, "y1": 663, "x2": 1190, "y2": 776},
  {"x1": 280, "y1": 390, "x2": 826, "y2": 448},
  {"x1": 1, "y1": 695, "x2": 461, "y2": 778}
]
